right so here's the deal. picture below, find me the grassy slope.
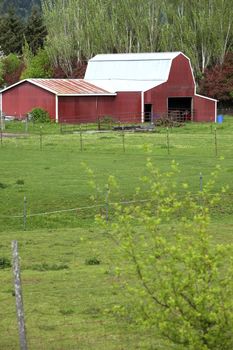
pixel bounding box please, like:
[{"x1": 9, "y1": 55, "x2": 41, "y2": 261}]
[{"x1": 0, "y1": 118, "x2": 233, "y2": 349}]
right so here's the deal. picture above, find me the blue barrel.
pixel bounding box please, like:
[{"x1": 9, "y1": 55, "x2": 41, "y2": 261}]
[{"x1": 217, "y1": 114, "x2": 223, "y2": 123}]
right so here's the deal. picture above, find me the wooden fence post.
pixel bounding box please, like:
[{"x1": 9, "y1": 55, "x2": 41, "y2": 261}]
[{"x1": 12, "y1": 240, "x2": 28, "y2": 350}]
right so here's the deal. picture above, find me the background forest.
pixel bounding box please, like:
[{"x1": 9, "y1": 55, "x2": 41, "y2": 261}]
[{"x1": 0, "y1": 0, "x2": 233, "y2": 106}]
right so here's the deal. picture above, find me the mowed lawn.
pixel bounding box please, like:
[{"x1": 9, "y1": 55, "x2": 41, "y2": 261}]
[{"x1": 0, "y1": 118, "x2": 233, "y2": 349}]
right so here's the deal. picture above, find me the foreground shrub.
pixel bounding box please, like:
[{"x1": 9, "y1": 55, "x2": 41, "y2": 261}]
[{"x1": 94, "y1": 160, "x2": 233, "y2": 350}]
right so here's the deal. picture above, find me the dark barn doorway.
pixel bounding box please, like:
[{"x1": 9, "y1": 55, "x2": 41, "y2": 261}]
[
  {"x1": 144, "y1": 104, "x2": 152, "y2": 122},
  {"x1": 168, "y1": 97, "x2": 192, "y2": 122}
]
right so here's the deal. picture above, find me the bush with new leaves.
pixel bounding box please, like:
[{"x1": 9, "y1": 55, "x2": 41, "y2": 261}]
[
  {"x1": 29, "y1": 107, "x2": 50, "y2": 123},
  {"x1": 90, "y1": 159, "x2": 233, "y2": 350}
]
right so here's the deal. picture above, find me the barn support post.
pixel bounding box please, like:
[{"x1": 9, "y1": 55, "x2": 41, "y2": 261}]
[
  {"x1": 141, "y1": 92, "x2": 144, "y2": 123},
  {"x1": 12, "y1": 240, "x2": 28, "y2": 350},
  {"x1": 55, "y1": 95, "x2": 59, "y2": 123},
  {"x1": 214, "y1": 100, "x2": 217, "y2": 123}
]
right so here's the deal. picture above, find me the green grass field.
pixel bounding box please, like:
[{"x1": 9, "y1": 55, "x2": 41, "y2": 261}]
[{"x1": 0, "y1": 118, "x2": 233, "y2": 349}]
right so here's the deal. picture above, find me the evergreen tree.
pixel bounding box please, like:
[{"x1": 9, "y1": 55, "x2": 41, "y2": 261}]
[
  {"x1": 25, "y1": 5, "x2": 47, "y2": 54},
  {"x1": 0, "y1": 7, "x2": 25, "y2": 55}
]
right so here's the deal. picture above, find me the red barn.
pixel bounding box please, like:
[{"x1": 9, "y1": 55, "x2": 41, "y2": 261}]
[{"x1": 0, "y1": 52, "x2": 217, "y2": 123}]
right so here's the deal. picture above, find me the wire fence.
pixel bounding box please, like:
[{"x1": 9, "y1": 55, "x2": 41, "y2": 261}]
[
  {"x1": 1, "y1": 189, "x2": 233, "y2": 233},
  {"x1": 1, "y1": 205, "x2": 233, "y2": 350},
  {"x1": 1, "y1": 125, "x2": 233, "y2": 158}
]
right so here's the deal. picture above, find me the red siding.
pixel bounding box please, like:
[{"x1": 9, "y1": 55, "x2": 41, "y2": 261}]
[
  {"x1": 58, "y1": 92, "x2": 141, "y2": 123},
  {"x1": 145, "y1": 54, "x2": 195, "y2": 115},
  {"x1": 194, "y1": 95, "x2": 216, "y2": 122},
  {"x1": 144, "y1": 54, "x2": 216, "y2": 122},
  {"x1": 2, "y1": 81, "x2": 56, "y2": 120}
]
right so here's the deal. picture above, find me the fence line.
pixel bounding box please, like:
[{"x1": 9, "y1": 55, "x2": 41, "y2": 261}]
[{"x1": 0, "y1": 193, "x2": 231, "y2": 220}]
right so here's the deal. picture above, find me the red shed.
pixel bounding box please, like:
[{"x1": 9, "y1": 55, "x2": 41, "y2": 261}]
[{"x1": 0, "y1": 52, "x2": 217, "y2": 123}]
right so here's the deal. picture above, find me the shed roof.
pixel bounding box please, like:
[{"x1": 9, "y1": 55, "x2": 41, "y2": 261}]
[
  {"x1": 1, "y1": 79, "x2": 116, "y2": 96},
  {"x1": 84, "y1": 52, "x2": 183, "y2": 92}
]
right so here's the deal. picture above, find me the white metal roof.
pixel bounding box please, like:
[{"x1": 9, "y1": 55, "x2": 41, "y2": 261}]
[{"x1": 84, "y1": 52, "x2": 182, "y2": 91}]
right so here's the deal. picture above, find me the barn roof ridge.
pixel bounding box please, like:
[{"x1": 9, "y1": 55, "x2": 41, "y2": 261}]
[{"x1": 89, "y1": 51, "x2": 182, "y2": 61}]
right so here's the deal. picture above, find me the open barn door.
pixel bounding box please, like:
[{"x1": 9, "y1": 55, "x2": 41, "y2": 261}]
[
  {"x1": 144, "y1": 104, "x2": 152, "y2": 122},
  {"x1": 168, "y1": 97, "x2": 193, "y2": 122}
]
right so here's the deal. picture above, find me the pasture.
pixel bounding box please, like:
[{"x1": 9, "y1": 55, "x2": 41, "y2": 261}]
[{"x1": 0, "y1": 118, "x2": 233, "y2": 349}]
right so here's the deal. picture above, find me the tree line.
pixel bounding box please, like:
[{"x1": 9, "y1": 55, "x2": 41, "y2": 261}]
[{"x1": 0, "y1": 0, "x2": 232, "y2": 105}]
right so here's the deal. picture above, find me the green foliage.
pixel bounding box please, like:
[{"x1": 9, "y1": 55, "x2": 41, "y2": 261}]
[
  {"x1": 96, "y1": 160, "x2": 233, "y2": 349},
  {"x1": 29, "y1": 107, "x2": 50, "y2": 123},
  {"x1": 30, "y1": 262, "x2": 69, "y2": 271},
  {"x1": 0, "y1": 53, "x2": 23, "y2": 87},
  {"x1": 22, "y1": 36, "x2": 33, "y2": 67},
  {"x1": 0, "y1": 256, "x2": 11, "y2": 269},
  {"x1": 25, "y1": 5, "x2": 47, "y2": 54},
  {"x1": 0, "y1": 7, "x2": 25, "y2": 54},
  {"x1": 21, "y1": 48, "x2": 52, "y2": 79},
  {"x1": 42, "y1": 0, "x2": 233, "y2": 78},
  {"x1": 85, "y1": 257, "x2": 101, "y2": 265},
  {"x1": 0, "y1": 182, "x2": 8, "y2": 189},
  {"x1": 16, "y1": 179, "x2": 24, "y2": 185},
  {"x1": 3, "y1": 53, "x2": 21, "y2": 74}
]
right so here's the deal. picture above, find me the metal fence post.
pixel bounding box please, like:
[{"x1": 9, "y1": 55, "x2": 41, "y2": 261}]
[
  {"x1": 200, "y1": 172, "x2": 203, "y2": 192},
  {"x1": 80, "y1": 125, "x2": 83, "y2": 151},
  {"x1": 122, "y1": 128, "x2": 125, "y2": 153},
  {"x1": 166, "y1": 127, "x2": 170, "y2": 155},
  {"x1": 40, "y1": 126, "x2": 42, "y2": 151},
  {"x1": 23, "y1": 196, "x2": 27, "y2": 231},
  {"x1": 214, "y1": 127, "x2": 218, "y2": 157},
  {"x1": 12, "y1": 240, "x2": 28, "y2": 350}
]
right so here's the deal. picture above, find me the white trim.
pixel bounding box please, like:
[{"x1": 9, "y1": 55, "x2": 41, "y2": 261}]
[
  {"x1": 141, "y1": 92, "x2": 144, "y2": 123},
  {"x1": 0, "y1": 93, "x2": 2, "y2": 114},
  {"x1": 57, "y1": 93, "x2": 116, "y2": 96},
  {"x1": 195, "y1": 93, "x2": 218, "y2": 102},
  {"x1": 0, "y1": 79, "x2": 28, "y2": 93},
  {"x1": 0, "y1": 79, "x2": 58, "y2": 95},
  {"x1": 55, "y1": 95, "x2": 58, "y2": 123},
  {"x1": 215, "y1": 100, "x2": 217, "y2": 123}
]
